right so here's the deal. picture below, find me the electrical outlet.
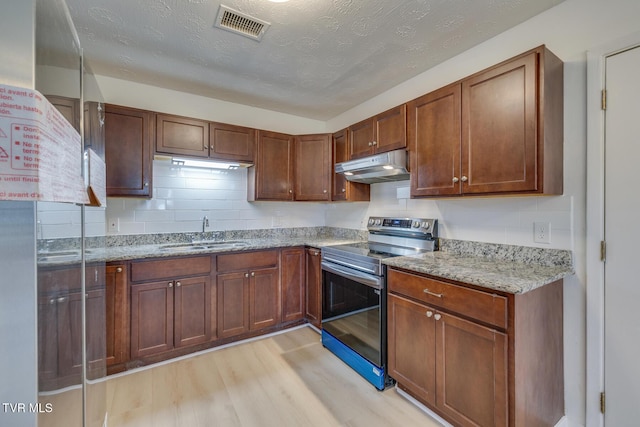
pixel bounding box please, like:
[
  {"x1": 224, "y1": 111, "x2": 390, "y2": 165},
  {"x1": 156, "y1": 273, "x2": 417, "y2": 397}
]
[
  {"x1": 534, "y1": 222, "x2": 550, "y2": 244},
  {"x1": 108, "y1": 218, "x2": 120, "y2": 232}
]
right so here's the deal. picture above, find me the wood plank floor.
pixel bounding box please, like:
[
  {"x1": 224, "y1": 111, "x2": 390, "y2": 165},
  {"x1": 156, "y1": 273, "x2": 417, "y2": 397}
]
[{"x1": 104, "y1": 326, "x2": 442, "y2": 427}]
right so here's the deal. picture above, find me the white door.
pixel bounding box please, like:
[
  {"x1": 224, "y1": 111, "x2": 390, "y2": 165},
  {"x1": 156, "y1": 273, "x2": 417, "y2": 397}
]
[{"x1": 604, "y1": 45, "x2": 640, "y2": 425}]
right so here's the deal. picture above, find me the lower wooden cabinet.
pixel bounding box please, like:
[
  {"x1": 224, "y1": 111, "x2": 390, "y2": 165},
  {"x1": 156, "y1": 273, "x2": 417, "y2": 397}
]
[
  {"x1": 129, "y1": 256, "x2": 213, "y2": 358},
  {"x1": 305, "y1": 247, "x2": 322, "y2": 328},
  {"x1": 217, "y1": 250, "x2": 280, "y2": 339},
  {"x1": 106, "y1": 264, "x2": 128, "y2": 369},
  {"x1": 281, "y1": 247, "x2": 305, "y2": 323},
  {"x1": 388, "y1": 268, "x2": 563, "y2": 427}
]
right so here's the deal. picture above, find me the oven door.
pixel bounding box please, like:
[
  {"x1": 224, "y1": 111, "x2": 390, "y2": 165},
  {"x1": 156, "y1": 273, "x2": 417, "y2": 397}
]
[{"x1": 321, "y1": 261, "x2": 384, "y2": 367}]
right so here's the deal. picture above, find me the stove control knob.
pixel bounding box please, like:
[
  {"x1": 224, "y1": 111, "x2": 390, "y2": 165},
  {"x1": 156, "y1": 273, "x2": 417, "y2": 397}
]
[
  {"x1": 375, "y1": 219, "x2": 382, "y2": 226},
  {"x1": 368, "y1": 218, "x2": 375, "y2": 225},
  {"x1": 421, "y1": 221, "x2": 430, "y2": 229},
  {"x1": 412, "y1": 220, "x2": 421, "y2": 228}
]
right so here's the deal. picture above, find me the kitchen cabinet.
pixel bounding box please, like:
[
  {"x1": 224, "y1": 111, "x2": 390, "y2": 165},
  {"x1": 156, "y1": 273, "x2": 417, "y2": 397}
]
[
  {"x1": 37, "y1": 264, "x2": 106, "y2": 391},
  {"x1": 305, "y1": 247, "x2": 322, "y2": 328},
  {"x1": 217, "y1": 250, "x2": 280, "y2": 338},
  {"x1": 46, "y1": 95, "x2": 80, "y2": 131},
  {"x1": 105, "y1": 263, "x2": 129, "y2": 372},
  {"x1": 348, "y1": 104, "x2": 406, "y2": 160},
  {"x1": 154, "y1": 114, "x2": 256, "y2": 163},
  {"x1": 130, "y1": 256, "x2": 213, "y2": 358},
  {"x1": 295, "y1": 134, "x2": 331, "y2": 201},
  {"x1": 248, "y1": 130, "x2": 295, "y2": 201},
  {"x1": 409, "y1": 45, "x2": 563, "y2": 197},
  {"x1": 155, "y1": 113, "x2": 209, "y2": 158},
  {"x1": 332, "y1": 129, "x2": 370, "y2": 201},
  {"x1": 104, "y1": 104, "x2": 154, "y2": 198},
  {"x1": 281, "y1": 247, "x2": 305, "y2": 323},
  {"x1": 209, "y1": 122, "x2": 256, "y2": 163},
  {"x1": 84, "y1": 101, "x2": 105, "y2": 159},
  {"x1": 387, "y1": 268, "x2": 564, "y2": 427}
]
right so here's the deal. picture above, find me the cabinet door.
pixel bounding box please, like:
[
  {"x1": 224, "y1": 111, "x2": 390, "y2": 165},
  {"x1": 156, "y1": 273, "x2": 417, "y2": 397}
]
[
  {"x1": 156, "y1": 113, "x2": 209, "y2": 158},
  {"x1": 374, "y1": 104, "x2": 407, "y2": 154},
  {"x1": 409, "y1": 84, "x2": 462, "y2": 197},
  {"x1": 281, "y1": 248, "x2": 305, "y2": 323},
  {"x1": 106, "y1": 264, "x2": 128, "y2": 367},
  {"x1": 249, "y1": 266, "x2": 280, "y2": 330},
  {"x1": 462, "y1": 51, "x2": 537, "y2": 194},
  {"x1": 251, "y1": 130, "x2": 294, "y2": 200},
  {"x1": 84, "y1": 101, "x2": 105, "y2": 159},
  {"x1": 105, "y1": 104, "x2": 153, "y2": 197},
  {"x1": 38, "y1": 293, "x2": 59, "y2": 390},
  {"x1": 435, "y1": 311, "x2": 508, "y2": 427},
  {"x1": 174, "y1": 275, "x2": 212, "y2": 348},
  {"x1": 217, "y1": 271, "x2": 250, "y2": 338},
  {"x1": 332, "y1": 129, "x2": 370, "y2": 202},
  {"x1": 295, "y1": 134, "x2": 331, "y2": 201},
  {"x1": 210, "y1": 122, "x2": 256, "y2": 162},
  {"x1": 56, "y1": 291, "x2": 83, "y2": 386},
  {"x1": 305, "y1": 247, "x2": 322, "y2": 328},
  {"x1": 130, "y1": 280, "x2": 174, "y2": 358},
  {"x1": 348, "y1": 118, "x2": 375, "y2": 159},
  {"x1": 47, "y1": 95, "x2": 80, "y2": 131},
  {"x1": 387, "y1": 294, "x2": 436, "y2": 407}
]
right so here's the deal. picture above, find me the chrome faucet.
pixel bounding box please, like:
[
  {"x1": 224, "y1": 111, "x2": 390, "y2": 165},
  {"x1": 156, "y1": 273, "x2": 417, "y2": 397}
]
[{"x1": 202, "y1": 216, "x2": 209, "y2": 233}]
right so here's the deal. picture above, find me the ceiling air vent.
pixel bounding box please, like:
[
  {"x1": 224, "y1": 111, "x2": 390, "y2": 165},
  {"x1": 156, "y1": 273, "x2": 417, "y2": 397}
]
[{"x1": 214, "y1": 5, "x2": 271, "y2": 41}]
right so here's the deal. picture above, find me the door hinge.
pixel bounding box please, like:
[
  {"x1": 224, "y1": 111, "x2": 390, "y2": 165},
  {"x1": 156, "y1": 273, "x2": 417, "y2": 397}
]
[
  {"x1": 600, "y1": 240, "x2": 606, "y2": 262},
  {"x1": 600, "y1": 392, "x2": 606, "y2": 414},
  {"x1": 601, "y1": 89, "x2": 607, "y2": 110}
]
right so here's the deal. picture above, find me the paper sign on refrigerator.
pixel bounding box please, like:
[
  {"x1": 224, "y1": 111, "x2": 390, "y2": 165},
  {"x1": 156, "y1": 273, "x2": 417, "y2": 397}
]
[{"x1": 0, "y1": 84, "x2": 88, "y2": 204}]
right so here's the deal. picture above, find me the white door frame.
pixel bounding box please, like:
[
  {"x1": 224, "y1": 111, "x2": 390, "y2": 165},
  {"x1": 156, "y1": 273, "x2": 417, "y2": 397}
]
[{"x1": 586, "y1": 31, "x2": 640, "y2": 427}]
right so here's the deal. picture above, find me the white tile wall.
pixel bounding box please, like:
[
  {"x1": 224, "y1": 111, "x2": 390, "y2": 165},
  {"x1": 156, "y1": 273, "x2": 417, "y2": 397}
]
[{"x1": 105, "y1": 159, "x2": 328, "y2": 235}]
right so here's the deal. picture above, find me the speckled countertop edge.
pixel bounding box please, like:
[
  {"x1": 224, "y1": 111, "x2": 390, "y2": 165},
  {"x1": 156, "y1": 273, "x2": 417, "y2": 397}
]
[{"x1": 383, "y1": 239, "x2": 575, "y2": 294}]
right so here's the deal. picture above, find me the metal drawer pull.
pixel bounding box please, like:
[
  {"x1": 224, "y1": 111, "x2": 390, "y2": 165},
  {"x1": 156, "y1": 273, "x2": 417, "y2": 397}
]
[
  {"x1": 423, "y1": 289, "x2": 443, "y2": 298},
  {"x1": 168, "y1": 282, "x2": 173, "y2": 288},
  {"x1": 116, "y1": 267, "x2": 123, "y2": 273},
  {"x1": 434, "y1": 314, "x2": 442, "y2": 321},
  {"x1": 426, "y1": 311, "x2": 433, "y2": 318},
  {"x1": 176, "y1": 281, "x2": 181, "y2": 287}
]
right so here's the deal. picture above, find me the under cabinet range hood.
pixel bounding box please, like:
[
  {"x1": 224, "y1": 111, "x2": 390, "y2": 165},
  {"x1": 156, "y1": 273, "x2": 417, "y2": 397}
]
[{"x1": 335, "y1": 149, "x2": 409, "y2": 184}]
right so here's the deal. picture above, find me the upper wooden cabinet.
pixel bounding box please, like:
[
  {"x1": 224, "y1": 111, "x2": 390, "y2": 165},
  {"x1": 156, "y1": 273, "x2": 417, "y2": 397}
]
[
  {"x1": 295, "y1": 134, "x2": 331, "y2": 201},
  {"x1": 409, "y1": 45, "x2": 563, "y2": 197},
  {"x1": 104, "y1": 104, "x2": 153, "y2": 198},
  {"x1": 248, "y1": 130, "x2": 294, "y2": 201},
  {"x1": 46, "y1": 95, "x2": 80, "y2": 132},
  {"x1": 348, "y1": 104, "x2": 406, "y2": 160},
  {"x1": 155, "y1": 114, "x2": 256, "y2": 163},
  {"x1": 209, "y1": 122, "x2": 256, "y2": 163},
  {"x1": 156, "y1": 113, "x2": 209, "y2": 158},
  {"x1": 331, "y1": 129, "x2": 370, "y2": 202}
]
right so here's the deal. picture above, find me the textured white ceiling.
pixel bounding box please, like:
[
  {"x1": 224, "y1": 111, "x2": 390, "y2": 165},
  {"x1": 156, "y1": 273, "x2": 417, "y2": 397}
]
[{"x1": 63, "y1": 0, "x2": 565, "y2": 120}]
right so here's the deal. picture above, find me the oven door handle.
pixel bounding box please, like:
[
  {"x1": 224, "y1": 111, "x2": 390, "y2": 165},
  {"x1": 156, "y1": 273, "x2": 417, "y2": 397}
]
[{"x1": 321, "y1": 261, "x2": 383, "y2": 290}]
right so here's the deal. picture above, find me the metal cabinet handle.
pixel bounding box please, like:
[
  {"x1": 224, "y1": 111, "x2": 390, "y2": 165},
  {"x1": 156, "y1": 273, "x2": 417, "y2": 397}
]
[
  {"x1": 245, "y1": 273, "x2": 249, "y2": 278},
  {"x1": 289, "y1": 189, "x2": 293, "y2": 194},
  {"x1": 168, "y1": 282, "x2": 173, "y2": 288},
  {"x1": 341, "y1": 188, "x2": 346, "y2": 192},
  {"x1": 313, "y1": 251, "x2": 320, "y2": 256},
  {"x1": 116, "y1": 267, "x2": 123, "y2": 273},
  {"x1": 204, "y1": 145, "x2": 209, "y2": 150},
  {"x1": 423, "y1": 289, "x2": 443, "y2": 298},
  {"x1": 144, "y1": 182, "x2": 149, "y2": 187},
  {"x1": 176, "y1": 281, "x2": 181, "y2": 287},
  {"x1": 452, "y1": 177, "x2": 459, "y2": 183},
  {"x1": 323, "y1": 190, "x2": 327, "y2": 193},
  {"x1": 426, "y1": 311, "x2": 433, "y2": 318},
  {"x1": 368, "y1": 142, "x2": 373, "y2": 147},
  {"x1": 434, "y1": 314, "x2": 442, "y2": 321},
  {"x1": 250, "y1": 272, "x2": 255, "y2": 277},
  {"x1": 461, "y1": 176, "x2": 468, "y2": 182},
  {"x1": 372, "y1": 141, "x2": 377, "y2": 146},
  {"x1": 57, "y1": 297, "x2": 66, "y2": 303}
]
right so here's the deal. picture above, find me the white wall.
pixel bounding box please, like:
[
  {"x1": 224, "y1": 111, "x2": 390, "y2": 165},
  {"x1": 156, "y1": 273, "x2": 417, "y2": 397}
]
[{"x1": 78, "y1": 0, "x2": 640, "y2": 424}]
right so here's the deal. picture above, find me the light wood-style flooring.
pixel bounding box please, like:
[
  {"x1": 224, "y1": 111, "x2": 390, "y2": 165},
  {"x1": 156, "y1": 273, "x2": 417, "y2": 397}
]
[{"x1": 104, "y1": 326, "x2": 442, "y2": 427}]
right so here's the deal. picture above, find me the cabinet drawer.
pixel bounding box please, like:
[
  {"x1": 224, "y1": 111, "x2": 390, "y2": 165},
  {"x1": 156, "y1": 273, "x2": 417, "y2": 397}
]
[
  {"x1": 217, "y1": 250, "x2": 278, "y2": 272},
  {"x1": 388, "y1": 269, "x2": 507, "y2": 329},
  {"x1": 130, "y1": 256, "x2": 211, "y2": 282}
]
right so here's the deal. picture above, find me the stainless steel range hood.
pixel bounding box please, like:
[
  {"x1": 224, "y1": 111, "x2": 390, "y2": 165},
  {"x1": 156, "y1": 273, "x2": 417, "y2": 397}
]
[{"x1": 335, "y1": 149, "x2": 409, "y2": 184}]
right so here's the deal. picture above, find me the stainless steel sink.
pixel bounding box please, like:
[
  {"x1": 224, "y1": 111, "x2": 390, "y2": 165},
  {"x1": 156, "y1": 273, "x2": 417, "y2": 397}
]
[
  {"x1": 37, "y1": 250, "x2": 82, "y2": 262},
  {"x1": 160, "y1": 241, "x2": 249, "y2": 252}
]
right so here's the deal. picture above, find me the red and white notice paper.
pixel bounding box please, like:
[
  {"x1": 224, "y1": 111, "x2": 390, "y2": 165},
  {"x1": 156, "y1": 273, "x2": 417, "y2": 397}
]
[{"x1": 0, "y1": 83, "x2": 88, "y2": 204}]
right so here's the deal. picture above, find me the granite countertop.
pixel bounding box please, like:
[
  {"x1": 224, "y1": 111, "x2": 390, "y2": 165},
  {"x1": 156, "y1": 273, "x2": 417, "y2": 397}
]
[{"x1": 383, "y1": 240, "x2": 575, "y2": 294}]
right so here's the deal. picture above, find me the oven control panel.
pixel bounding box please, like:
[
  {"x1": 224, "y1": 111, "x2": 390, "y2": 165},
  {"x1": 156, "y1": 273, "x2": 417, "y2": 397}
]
[{"x1": 367, "y1": 217, "x2": 438, "y2": 238}]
